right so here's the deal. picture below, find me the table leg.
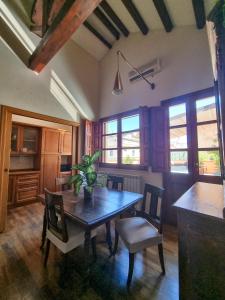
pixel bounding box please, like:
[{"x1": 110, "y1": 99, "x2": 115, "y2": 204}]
[
  {"x1": 83, "y1": 230, "x2": 91, "y2": 287},
  {"x1": 40, "y1": 207, "x2": 47, "y2": 250},
  {"x1": 106, "y1": 221, "x2": 113, "y2": 255}
]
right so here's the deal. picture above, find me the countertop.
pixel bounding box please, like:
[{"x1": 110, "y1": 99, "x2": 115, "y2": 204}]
[{"x1": 174, "y1": 182, "x2": 225, "y2": 221}]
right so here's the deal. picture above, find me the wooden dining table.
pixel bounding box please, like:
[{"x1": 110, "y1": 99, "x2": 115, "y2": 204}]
[{"x1": 38, "y1": 187, "x2": 143, "y2": 259}]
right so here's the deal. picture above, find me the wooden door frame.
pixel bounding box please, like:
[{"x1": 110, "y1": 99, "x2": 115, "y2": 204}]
[{"x1": 0, "y1": 105, "x2": 80, "y2": 232}]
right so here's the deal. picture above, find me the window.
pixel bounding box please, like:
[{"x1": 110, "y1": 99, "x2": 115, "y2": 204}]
[
  {"x1": 100, "y1": 109, "x2": 148, "y2": 169},
  {"x1": 167, "y1": 92, "x2": 221, "y2": 178},
  {"x1": 169, "y1": 103, "x2": 188, "y2": 173},
  {"x1": 196, "y1": 97, "x2": 221, "y2": 176}
]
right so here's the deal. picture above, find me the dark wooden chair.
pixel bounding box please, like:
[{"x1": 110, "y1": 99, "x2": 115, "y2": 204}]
[
  {"x1": 44, "y1": 189, "x2": 97, "y2": 266},
  {"x1": 55, "y1": 176, "x2": 71, "y2": 191},
  {"x1": 113, "y1": 183, "x2": 165, "y2": 288},
  {"x1": 104, "y1": 175, "x2": 124, "y2": 255},
  {"x1": 107, "y1": 175, "x2": 124, "y2": 191}
]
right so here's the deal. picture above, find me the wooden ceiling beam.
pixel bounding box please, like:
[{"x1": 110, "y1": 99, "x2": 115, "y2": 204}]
[
  {"x1": 83, "y1": 21, "x2": 112, "y2": 49},
  {"x1": 192, "y1": 0, "x2": 206, "y2": 29},
  {"x1": 100, "y1": 1, "x2": 129, "y2": 37},
  {"x1": 121, "y1": 0, "x2": 149, "y2": 35},
  {"x1": 94, "y1": 7, "x2": 120, "y2": 40},
  {"x1": 29, "y1": 0, "x2": 102, "y2": 73},
  {"x1": 153, "y1": 0, "x2": 173, "y2": 32}
]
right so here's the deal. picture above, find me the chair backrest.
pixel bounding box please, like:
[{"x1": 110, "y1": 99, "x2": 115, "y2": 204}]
[
  {"x1": 107, "y1": 175, "x2": 124, "y2": 191},
  {"x1": 139, "y1": 183, "x2": 164, "y2": 233},
  {"x1": 44, "y1": 188, "x2": 68, "y2": 242},
  {"x1": 56, "y1": 176, "x2": 70, "y2": 191}
]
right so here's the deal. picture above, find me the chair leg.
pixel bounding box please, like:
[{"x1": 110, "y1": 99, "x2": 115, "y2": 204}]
[
  {"x1": 44, "y1": 239, "x2": 50, "y2": 267},
  {"x1": 112, "y1": 228, "x2": 119, "y2": 255},
  {"x1": 105, "y1": 221, "x2": 113, "y2": 255},
  {"x1": 158, "y1": 243, "x2": 165, "y2": 274},
  {"x1": 91, "y1": 236, "x2": 97, "y2": 261},
  {"x1": 127, "y1": 253, "x2": 135, "y2": 288},
  {"x1": 40, "y1": 208, "x2": 47, "y2": 249}
]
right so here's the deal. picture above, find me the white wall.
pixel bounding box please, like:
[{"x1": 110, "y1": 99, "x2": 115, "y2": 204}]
[
  {"x1": 99, "y1": 26, "x2": 214, "y2": 187},
  {"x1": 0, "y1": 0, "x2": 100, "y2": 122},
  {"x1": 99, "y1": 26, "x2": 214, "y2": 117},
  {"x1": 0, "y1": 38, "x2": 100, "y2": 122}
]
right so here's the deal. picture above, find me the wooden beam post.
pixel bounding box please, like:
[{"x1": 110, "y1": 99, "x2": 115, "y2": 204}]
[
  {"x1": 192, "y1": 0, "x2": 206, "y2": 29},
  {"x1": 153, "y1": 0, "x2": 173, "y2": 32},
  {"x1": 29, "y1": 0, "x2": 102, "y2": 73},
  {"x1": 121, "y1": 0, "x2": 149, "y2": 35},
  {"x1": 100, "y1": 0, "x2": 129, "y2": 37},
  {"x1": 83, "y1": 21, "x2": 112, "y2": 49},
  {"x1": 94, "y1": 7, "x2": 120, "y2": 40}
]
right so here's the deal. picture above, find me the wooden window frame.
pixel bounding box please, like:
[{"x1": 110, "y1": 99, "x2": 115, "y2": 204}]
[
  {"x1": 162, "y1": 87, "x2": 222, "y2": 179},
  {"x1": 99, "y1": 108, "x2": 148, "y2": 170}
]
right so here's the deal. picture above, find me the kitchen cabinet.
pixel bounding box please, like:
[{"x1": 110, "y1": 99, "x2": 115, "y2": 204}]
[
  {"x1": 41, "y1": 154, "x2": 60, "y2": 192},
  {"x1": 42, "y1": 128, "x2": 61, "y2": 154},
  {"x1": 61, "y1": 131, "x2": 72, "y2": 155},
  {"x1": 11, "y1": 125, "x2": 39, "y2": 155},
  {"x1": 41, "y1": 128, "x2": 72, "y2": 192},
  {"x1": 8, "y1": 171, "x2": 40, "y2": 207}
]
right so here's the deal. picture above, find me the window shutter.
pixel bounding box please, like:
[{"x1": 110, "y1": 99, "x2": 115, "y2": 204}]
[
  {"x1": 140, "y1": 106, "x2": 150, "y2": 166},
  {"x1": 150, "y1": 106, "x2": 169, "y2": 172},
  {"x1": 92, "y1": 121, "x2": 102, "y2": 153},
  {"x1": 84, "y1": 120, "x2": 93, "y2": 155}
]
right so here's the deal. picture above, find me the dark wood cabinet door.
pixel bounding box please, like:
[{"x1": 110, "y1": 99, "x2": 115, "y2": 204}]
[
  {"x1": 42, "y1": 154, "x2": 60, "y2": 192},
  {"x1": 61, "y1": 131, "x2": 72, "y2": 155},
  {"x1": 42, "y1": 128, "x2": 61, "y2": 154}
]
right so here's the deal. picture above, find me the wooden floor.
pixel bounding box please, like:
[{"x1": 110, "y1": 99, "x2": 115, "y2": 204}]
[{"x1": 0, "y1": 203, "x2": 178, "y2": 300}]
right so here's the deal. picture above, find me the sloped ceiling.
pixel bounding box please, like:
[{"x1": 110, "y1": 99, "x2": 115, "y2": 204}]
[{"x1": 72, "y1": 0, "x2": 216, "y2": 61}]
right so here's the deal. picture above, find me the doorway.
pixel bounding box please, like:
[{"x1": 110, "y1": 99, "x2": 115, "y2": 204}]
[
  {"x1": 0, "y1": 106, "x2": 79, "y2": 232},
  {"x1": 162, "y1": 88, "x2": 222, "y2": 225}
]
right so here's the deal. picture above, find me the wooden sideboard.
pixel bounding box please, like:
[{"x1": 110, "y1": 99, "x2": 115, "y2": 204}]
[{"x1": 174, "y1": 182, "x2": 225, "y2": 300}]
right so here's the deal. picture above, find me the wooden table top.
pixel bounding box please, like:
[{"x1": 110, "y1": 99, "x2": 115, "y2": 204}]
[
  {"x1": 38, "y1": 187, "x2": 143, "y2": 228},
  {"x1": 174, "y1": 182, "x2": 225, "y2": 221}
]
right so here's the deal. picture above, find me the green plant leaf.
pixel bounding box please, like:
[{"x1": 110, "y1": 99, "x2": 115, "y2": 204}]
[
  {"x1": 68, "y1": 174, "x2": 82, "y2": 184},
  {"x1": 75, "y1": 180, "x2": 82, "y2": 194},
  {"x1": 90, "y1": 150, "x2": 101, "y2": 164},
  {"x1": 82, "y1": 155, "x2": 91, "y2": 165},
  {"x1": 86, "y1": 172, "x2": 97, "y2": 186}
]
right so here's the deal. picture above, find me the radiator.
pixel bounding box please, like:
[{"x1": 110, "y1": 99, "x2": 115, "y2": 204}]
[{"x1": 97, "y1": 172, "x2": 143, "y2": 193}]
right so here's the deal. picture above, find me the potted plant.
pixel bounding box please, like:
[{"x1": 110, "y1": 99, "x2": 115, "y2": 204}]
[{"x1": 69, "y1": 150, "x2": 101, "y2": 200}]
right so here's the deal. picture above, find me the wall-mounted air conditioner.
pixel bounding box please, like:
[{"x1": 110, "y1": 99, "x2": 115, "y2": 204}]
[{"x1": 128, "y1": 58, "x2": 161, "y2": 83}]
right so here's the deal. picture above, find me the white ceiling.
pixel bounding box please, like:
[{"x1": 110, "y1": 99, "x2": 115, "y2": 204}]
[{"x1": 72, "y1": 0, "x2": 216, "y2": 61}]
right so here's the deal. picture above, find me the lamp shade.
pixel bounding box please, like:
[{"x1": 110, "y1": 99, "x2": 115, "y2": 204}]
[{"x1": 112, "y1": 70, "x2": 123, "y2": 95}]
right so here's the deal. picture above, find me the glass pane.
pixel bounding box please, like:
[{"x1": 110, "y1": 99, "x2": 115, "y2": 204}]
[
  {"x1": 197, "y1": 123, "x2": 218, "y2": 148},
  {"x1": 170, "y1": 127, "x2": 187, "y2": 149},
  {"x1": 122, "y1": 131, "x2": 140, "y2": 147},
  {"x1": 103, "y1": 134, "x2": 117, "y2": 148},
  {"x1": 196, "y1": 97, "x2": 216, "y2": 123},
  {"x1": 102, "y1": 150, "x2": 117, "y2": 164},
  {"x1": 170, "y1": 151, "x2": 188, "y2": 173},
  {"x1": 122, "y1": 148, "x2": 140, "y2": 164},
  {"x1": 11, "y1": 126, "x2": 18, "y2": 152},
  {"x1": 122, "y1": 114, "x2": 139, "y2": 132},
  {"x1": 23, "y1": 127, "x2": 38, "y2": 153},
  {"x1": 198, "y1": 151, "x2": 221, "y2": 176},
  {"x1": 169, "y1": 103, "x2": 186, "y2": 126},
  {"x1": 103, "y1": 120, "x2": 117, "y2": 134}
]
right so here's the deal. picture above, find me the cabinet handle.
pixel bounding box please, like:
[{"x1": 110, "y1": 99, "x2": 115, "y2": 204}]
[{"x1": 4, "y1": 168, "x2": 9, "y2": 172}]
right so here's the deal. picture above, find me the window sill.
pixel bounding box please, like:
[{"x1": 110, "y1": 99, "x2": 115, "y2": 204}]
[{"x1": 99, "y1": 163, "x2": 148, "y2": 171}]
